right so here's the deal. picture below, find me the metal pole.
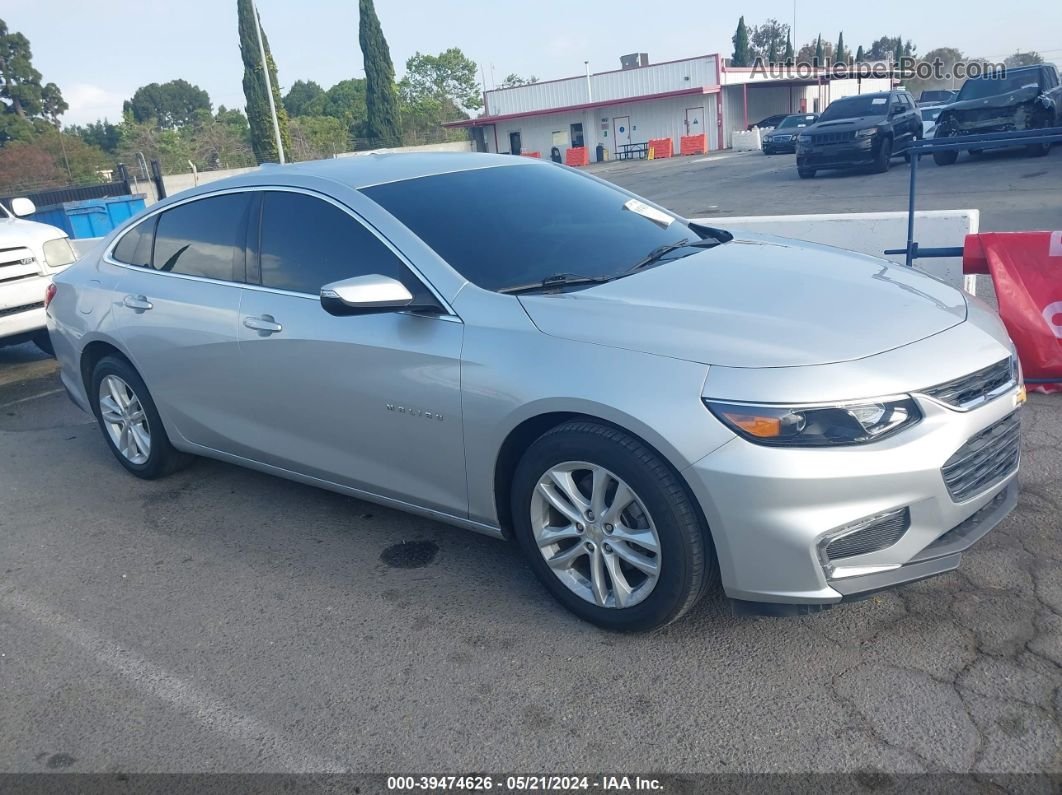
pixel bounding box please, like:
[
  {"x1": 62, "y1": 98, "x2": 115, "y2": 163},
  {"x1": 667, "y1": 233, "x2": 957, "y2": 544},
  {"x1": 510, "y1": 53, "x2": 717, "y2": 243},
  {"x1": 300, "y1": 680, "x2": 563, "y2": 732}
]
[
  {"x1": 585, "y1": 61, "x2": 592, "y2": 103},
  {"x1": 252, "y1": 0, "x2": 285, "y2": 164},
  {"x1": 905, "y1": 148, "x2": 918, "y2": 266}
]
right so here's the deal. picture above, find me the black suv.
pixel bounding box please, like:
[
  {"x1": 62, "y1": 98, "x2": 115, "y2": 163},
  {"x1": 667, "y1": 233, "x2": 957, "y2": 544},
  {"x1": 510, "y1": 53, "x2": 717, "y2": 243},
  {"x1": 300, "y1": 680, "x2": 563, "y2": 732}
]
[
  {"x1": 932, "y1": 64, "x2": 1062, "y2": 165},
  {"x1": 795, "y1": 90, "x2": 922, "y2": 178}
]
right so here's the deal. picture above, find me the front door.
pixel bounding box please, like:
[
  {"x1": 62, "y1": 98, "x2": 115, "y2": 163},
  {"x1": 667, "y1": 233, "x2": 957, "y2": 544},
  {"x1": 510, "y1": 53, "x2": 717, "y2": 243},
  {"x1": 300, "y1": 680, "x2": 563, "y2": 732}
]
[
  {"x1": 613, "y1": 116, "x2": 631, "y2": 152},
  {"x1": 110, "y1": 191, "x2": 252, "y2": 451},
  {"x1": 233, "y1": 190, "x2": 467, "y2": 516},
  {"x1": 509, "y1": 131, "x2": 521, "y2": 155},
  {"x1": 685, "y1": 106, "x2": 705, "y2": 137}
]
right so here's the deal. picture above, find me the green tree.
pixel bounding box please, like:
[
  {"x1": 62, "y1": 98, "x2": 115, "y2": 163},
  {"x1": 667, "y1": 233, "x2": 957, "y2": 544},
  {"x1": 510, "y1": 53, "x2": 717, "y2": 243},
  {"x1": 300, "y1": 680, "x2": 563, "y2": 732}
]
[
  {"x1": 283, "y1": 79, "x2": 327, "y2": 117},
  {"x1": 402, "y1": 48, "x2": 482, "y2": 113},
  {"x1": 867, "y1": 36, "x2": 915, "y2": 62},
  {"x1": 1004, "y1": 51, "x2": 1044, "y2": 67},
  {"x1": 124, "y1": 80, "x2": 211, "y2": 129},
  {"x1": 835, "y1": 32, "x2": 846, "y2": 64},
  {"x1": 731, "y1": 16, "x2": 751, "y2": 66},
  {"x1": 289, "y1": 115, "x2": 349, "y2": 160},
  {"x1": 0, "y1": 18, "x2": 67, "y2": 140},
  {"x1": 894, "y1": 37, "x2": 903, "y2": 67},
  {"x1": 784, "y1": 34, "x2": 795, "y2": 66},
  {"x1": 814, "y1": 36, "x2": 824, "y2": 67},
  {"x1": 237, "y1": 0, "x2": 292, "y2": 163},
  {"x1": 749, "y1": 19, "x2": 790, "y2": 64},
  {"x1": 359, "y1": 0, "x2": 401, "y2": 147},
  {"x1": 0, "y1": 140, "x2": 61, "y2": 191},
  {"x1": 855, "y1": 45, "x2": 865, "y2": 62},
  {"x1": 498, "y1": 73, "x2": 538, "y2": 89},
  {"x1": 68, "y1": 120, "x2": 122, "y2": 154},
  {"x1": 797, "y1": 38, "x2": 833, "y2": 64},
  {"x1": 323, "y1": 78, "x2": 367, "y2": 136}
]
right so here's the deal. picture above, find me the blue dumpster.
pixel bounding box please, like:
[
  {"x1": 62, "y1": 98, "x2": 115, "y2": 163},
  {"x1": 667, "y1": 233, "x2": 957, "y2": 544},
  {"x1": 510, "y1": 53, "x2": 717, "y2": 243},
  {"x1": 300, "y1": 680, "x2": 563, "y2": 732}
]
[{"x1": 29, "y1": 194, "x2": 147, "y2": 239}]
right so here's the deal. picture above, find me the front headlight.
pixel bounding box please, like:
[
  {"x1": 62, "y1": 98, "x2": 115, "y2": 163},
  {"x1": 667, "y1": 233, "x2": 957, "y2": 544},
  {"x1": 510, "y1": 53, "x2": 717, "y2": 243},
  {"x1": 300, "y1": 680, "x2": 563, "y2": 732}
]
[
  {"x1": 704, "y1": 397, "x2": 921, "y2": 447},
  {"x1": 855, "y1": 127, "x2": 879, "y2": 138},
  {"x1": 43, "y1": 237, "x2": 77, "y2": 268}
]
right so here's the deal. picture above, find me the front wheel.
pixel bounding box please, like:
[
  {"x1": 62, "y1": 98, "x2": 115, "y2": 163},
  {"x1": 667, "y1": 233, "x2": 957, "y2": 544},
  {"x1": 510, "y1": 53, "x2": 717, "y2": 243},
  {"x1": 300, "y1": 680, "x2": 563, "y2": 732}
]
[
  {"x1": 1027, "y1": 142, "x2": 1050, "y2": 157},
  {"x1": 511, "y1": 421, "x2": 714, "y2": 631},
  {"x1": 91, "y1": 356, "x2": 193, "y2": 479},
  {"x1": 873, "y1": 137, "x2": 893, "y2": 173},
  {"x1": 933, "y1": 122, "x2": 959, "y2": 165},
  {"x1": 798, "y1": 167, "x2": 816, "y2": 179}
]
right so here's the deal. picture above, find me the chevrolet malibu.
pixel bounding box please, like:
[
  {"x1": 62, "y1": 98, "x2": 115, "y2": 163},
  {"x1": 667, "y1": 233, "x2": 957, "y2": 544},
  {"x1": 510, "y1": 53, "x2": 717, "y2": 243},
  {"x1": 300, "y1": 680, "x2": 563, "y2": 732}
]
[{"x1": 47, "y1": 154, "x2": 1024, "y2": 631}]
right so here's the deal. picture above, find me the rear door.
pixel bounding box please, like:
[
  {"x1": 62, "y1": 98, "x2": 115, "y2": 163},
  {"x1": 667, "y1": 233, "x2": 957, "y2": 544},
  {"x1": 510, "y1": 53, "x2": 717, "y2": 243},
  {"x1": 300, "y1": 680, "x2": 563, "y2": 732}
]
[
  {"x1": 109, "y1": 191, "x2": 253, "y2": 450},
  {"x1": 232, "y1": 189, "x2": 467, "y2": 515}
]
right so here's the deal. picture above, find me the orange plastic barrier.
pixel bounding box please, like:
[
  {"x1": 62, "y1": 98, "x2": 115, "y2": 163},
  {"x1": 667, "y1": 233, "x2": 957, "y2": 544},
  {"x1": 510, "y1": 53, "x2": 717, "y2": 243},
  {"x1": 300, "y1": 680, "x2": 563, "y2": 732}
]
[
  {"x1": 680, "y1": 134, "x2": 708, "y2": 156},
  {"x1": 647, "y1": 138, "x2": 673, "y2": 159},
  {"x1": 565, "y1": 147, "x2": 589, "y2": 166},
  {"x1": 520, "y1": 151, "x2": 541, "y2": 158},
  {"x1": 963, "y1": 231, "x2": 1062, "y2": 393}
]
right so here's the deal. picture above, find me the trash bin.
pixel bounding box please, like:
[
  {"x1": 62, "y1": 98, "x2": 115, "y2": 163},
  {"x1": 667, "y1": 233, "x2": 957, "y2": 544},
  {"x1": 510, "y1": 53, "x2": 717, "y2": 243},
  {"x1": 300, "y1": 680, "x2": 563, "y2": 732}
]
[
  {"x1": 29, "y1": 194, "x2": 148, "y2": 239},
  {"x1": 596, "y1": 144, "x2": 606, "y2": 162}
]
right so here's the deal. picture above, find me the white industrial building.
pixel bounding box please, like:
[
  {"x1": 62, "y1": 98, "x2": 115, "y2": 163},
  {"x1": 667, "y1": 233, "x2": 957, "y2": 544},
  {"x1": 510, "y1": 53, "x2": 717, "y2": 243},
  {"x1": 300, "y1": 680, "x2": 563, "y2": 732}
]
[{"x1": 446, "y1": 53, "x2": 892, "y2": 161}]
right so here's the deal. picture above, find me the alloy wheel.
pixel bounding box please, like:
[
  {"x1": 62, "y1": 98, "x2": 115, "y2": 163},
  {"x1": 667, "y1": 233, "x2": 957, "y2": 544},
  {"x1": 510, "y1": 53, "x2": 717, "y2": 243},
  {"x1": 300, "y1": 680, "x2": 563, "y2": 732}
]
[
  {"x1": 98, "y1": 374, "x2": 152, "y2": 465},
  {"x1": 530, "y1": 461, "x2": 661, "y2": 609}
]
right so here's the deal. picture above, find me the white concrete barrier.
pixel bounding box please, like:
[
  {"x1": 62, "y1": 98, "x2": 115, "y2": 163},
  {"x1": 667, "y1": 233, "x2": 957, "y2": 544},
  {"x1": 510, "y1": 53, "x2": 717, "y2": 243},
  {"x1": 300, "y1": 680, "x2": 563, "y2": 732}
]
[
  {"x1": 730, "y1": 129, "x2": 762, "y2": 152},
  {"x1": 696, "y1": 210, "x2": 978, "y2": 291}
]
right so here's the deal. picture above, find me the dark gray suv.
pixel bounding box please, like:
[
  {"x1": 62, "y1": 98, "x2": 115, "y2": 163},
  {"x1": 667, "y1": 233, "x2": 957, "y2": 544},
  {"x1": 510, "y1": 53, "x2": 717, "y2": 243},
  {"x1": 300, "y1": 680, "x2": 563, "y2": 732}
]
[{"x1": 795, "y1": 90, "x2": 922, "y2": 178}]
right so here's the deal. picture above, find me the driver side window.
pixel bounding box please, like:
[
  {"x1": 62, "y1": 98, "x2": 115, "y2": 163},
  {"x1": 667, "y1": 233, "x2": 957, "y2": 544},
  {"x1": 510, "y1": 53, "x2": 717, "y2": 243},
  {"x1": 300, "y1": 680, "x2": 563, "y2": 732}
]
[{"x1": 255, "y1": 191, "x2": 413, "y2": 296}]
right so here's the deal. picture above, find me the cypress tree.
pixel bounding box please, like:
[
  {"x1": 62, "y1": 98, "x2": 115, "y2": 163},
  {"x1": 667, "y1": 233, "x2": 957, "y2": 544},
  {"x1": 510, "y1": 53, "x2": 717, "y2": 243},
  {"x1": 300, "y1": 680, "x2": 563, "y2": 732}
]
[
  {"x1": 359, "y1": 0, "x2": 402, "y2": 147},
  {"x1": 856, "y1": 45, "x2": 865, "y2": 63},
  {"x1": 731, "y1": 17, "x2": 750, "y2": 67},
  {"x1": 835, "y1": 32, "x2": 846, "y2": 64},
  {"x1": 814, "y1": 35, "x2": 823, "y2": 68},
  {"x1": 237, "y1": 0, "x2": 292, "y2": 163},
  {"x1": 767, "y1": 39, "x2": 778, "y2": 65},
  {"x1": 894, "y1": 38, "x2": 904, "y2": 68},
  {"x1": 784, "y1": 34, "x2": 795, "y2": 66}
]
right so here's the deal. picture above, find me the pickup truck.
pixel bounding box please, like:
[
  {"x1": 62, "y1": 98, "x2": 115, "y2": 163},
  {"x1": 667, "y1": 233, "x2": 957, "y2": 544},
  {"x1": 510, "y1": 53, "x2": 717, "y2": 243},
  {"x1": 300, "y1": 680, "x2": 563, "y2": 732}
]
[
  {"x1": 0, "y1": 198, "x2": 78, "y2": 355},
  {"x1": 932, "y1": 64, "x2": 1062, "y2": 165}
]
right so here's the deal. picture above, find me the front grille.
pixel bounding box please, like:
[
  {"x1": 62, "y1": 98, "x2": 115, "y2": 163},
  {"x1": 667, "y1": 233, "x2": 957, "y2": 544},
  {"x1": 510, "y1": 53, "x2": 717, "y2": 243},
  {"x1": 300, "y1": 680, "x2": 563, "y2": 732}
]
[
  {"x1": 0, "y1": 300, "x2": 44, "y2": 319},
  {"x1": 824, "y1": 508, "x2": 911, "y2": 562},
  {"x1": 941, "y1": 412, "x2": 1021, "y2": 502},
  {"x1": 921, "y1": 358, "x2": 1015, "y2": 410},
  {"x1": 812, "y1": 130, "x2": 856, "y2": 145}
]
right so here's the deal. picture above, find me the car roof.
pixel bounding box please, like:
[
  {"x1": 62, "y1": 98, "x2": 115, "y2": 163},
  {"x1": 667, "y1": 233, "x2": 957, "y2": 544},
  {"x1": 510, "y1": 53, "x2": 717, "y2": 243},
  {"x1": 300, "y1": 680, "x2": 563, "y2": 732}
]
[
  {"x1": 836, "y1": 91, "x2": 893, "y2": 101},
  {"x1": 200, "y1": 152, "x2": 537, "y2": 193}
]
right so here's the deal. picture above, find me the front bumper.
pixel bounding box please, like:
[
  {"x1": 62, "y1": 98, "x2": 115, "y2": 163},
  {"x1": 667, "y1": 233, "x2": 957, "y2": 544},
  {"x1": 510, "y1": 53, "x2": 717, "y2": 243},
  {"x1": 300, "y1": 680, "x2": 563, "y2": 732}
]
[
  {"x1": 0, "y1": 274, "x2": 52, "y2": 343},
  {"x1": 685, "y1": 386, "x2": 1023, "y2": 608},
  {"x1": 763, "y1": 137, "x2": 797, "y2": 154},
  {"x1": 797, "y1": 137, "x2": 877, "y2": 169}
]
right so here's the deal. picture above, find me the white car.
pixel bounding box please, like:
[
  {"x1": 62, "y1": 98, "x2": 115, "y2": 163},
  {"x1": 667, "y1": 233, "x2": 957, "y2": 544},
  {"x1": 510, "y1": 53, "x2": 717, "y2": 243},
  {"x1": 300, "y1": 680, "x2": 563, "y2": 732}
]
[
  {"x1": 920, "y1": 104, "x2": 945, "y2": 138},
  {"x1": 0, "y1": 198, "x2": 78, "y2": 354}
]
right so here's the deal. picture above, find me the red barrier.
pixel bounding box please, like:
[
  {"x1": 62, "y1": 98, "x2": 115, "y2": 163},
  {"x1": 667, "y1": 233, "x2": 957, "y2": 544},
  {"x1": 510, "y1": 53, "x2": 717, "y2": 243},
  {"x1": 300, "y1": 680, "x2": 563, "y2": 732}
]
[
  {"x1": 565, "y1": 147, "x2": 589, "y2": 166},
  {"x1": 680, "y1": 134, "x2": 707, "y2": 156},
  {"x1": 963, "y1": 231, "x2": 1062, "y2": 393},
  {"x1": 520, "y1": 151, "x2": 541, "y2": 158},
  {"x1": 647, "y1": 137, "x2": 673, "y2": 159}
]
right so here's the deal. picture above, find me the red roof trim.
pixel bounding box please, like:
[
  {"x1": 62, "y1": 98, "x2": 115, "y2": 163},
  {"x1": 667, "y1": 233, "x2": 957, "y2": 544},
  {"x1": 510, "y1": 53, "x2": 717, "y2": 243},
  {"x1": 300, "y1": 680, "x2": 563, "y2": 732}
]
[{"x1": 444, "y1": 86, "x2": 719, "y2": 128}]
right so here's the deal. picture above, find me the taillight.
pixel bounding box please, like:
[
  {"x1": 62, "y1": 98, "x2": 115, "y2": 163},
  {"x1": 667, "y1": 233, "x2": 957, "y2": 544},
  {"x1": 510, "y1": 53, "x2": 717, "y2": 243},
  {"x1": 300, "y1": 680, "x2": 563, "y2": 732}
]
[{"x1": 44, "y1": 283, "x2": 57, "y2": 310}]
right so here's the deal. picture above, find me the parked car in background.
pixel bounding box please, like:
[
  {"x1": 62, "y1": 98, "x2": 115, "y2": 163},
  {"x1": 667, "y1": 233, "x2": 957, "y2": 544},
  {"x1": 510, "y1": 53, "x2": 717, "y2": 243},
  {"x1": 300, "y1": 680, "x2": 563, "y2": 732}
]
[
  {"x1": 747, "y1": 114, "x2": 788, "y2": 130},
  {"x1": 48, "y1": 154, "x2": 1023, "y2": 631},
  {"x1": 918, "y1": 89, "x2": 957, "y2": 106},
  {"x1": 920, "y1": 104, "x2": 946, "y2": 138},
  {"x1": 795, "y1": 90, "x2": 922, "y2": 178},
  {"x1": 0, "y1": 198, "x2": 78, "y2": 355},
  {"x1": 932, "y1": 64, "x2": 1062, "y2": 165},
  {"x1": 761, "y1": 114, "x2": 819, "y2": 154}
]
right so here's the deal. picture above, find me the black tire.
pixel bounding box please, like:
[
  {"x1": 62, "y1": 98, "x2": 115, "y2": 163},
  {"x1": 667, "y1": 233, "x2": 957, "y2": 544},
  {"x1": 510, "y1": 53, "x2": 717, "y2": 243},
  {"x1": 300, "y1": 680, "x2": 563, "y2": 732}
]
[
  {"x1": 90, "y1": 355, "x2": 193, "y2": 479},
  {"x1": 511, "y1": 421, "x2": 715, "y2": 632},
  {"x1": 797, "y1": 167, "x2": 816, "y2": 179},
  {"x1": 873, "y1": 137, "x2": 892, "y2": 173},
  {"x1": 968, "y1": 148, "x2": 983, "y2": 157},
  {"x1": 1027, "y1": 142, "x2": 1050, "y2": 157},
  {"x1": 32, "y1": 330, "x2": 54, "y2": 357}
]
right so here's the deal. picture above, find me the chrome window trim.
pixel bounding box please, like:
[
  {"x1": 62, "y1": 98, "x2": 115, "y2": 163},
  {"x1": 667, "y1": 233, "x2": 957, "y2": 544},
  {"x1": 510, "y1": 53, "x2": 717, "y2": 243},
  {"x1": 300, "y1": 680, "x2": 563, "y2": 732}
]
[{"x1": 103, "y1": 184, "x2": 458, "y2": 319}]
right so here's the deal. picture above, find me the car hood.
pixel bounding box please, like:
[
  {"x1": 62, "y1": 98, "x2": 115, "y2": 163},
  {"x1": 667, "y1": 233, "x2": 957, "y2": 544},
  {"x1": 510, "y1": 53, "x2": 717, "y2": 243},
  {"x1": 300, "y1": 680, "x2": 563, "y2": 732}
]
[
  {"x1": 947, "y1": 84, "x2": 1044, "y2": 114},
  {"x1": 518, "y1": 233, "x2": 967, "y2": 368},
  {"x1": 806, "y1": 116, "x2": 885, "y2": 133},
  {"x1": 0, "y1": 216, "x2": 68, "y2": 249}
]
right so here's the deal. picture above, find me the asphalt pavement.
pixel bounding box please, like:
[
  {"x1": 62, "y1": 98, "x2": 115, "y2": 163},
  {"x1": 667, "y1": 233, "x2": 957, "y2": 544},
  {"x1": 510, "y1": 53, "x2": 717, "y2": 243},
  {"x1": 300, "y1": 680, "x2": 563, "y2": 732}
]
[{"x1": 1, "y1": 149, "x2": 1061, "y2": 780}]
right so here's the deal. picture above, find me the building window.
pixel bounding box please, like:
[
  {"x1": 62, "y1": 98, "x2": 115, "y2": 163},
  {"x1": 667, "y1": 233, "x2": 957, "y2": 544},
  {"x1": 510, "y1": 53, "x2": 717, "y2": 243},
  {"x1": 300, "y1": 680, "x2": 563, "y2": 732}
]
[{"x1": 570, "y1": 123, "x2": 584, "y2": 148}]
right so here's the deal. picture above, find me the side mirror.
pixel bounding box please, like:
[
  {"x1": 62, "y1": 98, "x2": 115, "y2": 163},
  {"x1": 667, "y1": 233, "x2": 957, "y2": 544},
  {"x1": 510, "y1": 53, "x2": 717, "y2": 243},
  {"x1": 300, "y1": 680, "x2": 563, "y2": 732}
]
[
  {"x1": 320, "y1": 274, "x2": 417, "y2": 316},
  {"x1": 10, "y1": 197, "x2": 36, "y2": 217}
]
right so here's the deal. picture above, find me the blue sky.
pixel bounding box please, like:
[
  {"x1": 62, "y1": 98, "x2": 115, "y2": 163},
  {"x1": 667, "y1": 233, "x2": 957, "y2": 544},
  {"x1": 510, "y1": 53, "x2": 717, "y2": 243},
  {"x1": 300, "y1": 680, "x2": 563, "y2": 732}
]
[{"x1": 5, "y1": 0, "x2": 1062, "y2": 125}]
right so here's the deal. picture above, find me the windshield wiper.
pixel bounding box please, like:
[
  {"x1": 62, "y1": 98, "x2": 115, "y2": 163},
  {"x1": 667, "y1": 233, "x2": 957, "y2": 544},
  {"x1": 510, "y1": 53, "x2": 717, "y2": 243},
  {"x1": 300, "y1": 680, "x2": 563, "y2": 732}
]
[
  {"x1": 623, "y1": 231, "x2": 731, "y2": 276},
  {"x1": 499, "y1": 273, "x2": 615, "y2": 295}
]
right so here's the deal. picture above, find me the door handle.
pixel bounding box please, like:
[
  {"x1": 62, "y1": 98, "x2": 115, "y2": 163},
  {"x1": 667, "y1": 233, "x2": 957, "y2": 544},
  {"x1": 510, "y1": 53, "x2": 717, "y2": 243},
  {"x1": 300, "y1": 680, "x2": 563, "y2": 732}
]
[
  {"x1": 243, "y1": 315, "x2": 283, "y2": 335},
  {"x1": 123, "y1": 294, "x2": 153, "y2": 311}
]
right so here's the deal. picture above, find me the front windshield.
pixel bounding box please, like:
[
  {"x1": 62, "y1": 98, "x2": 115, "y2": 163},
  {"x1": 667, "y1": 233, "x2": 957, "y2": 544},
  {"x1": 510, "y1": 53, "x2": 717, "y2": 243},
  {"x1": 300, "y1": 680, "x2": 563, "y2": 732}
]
[
  {"x1": 364, "y1": 164, "x2": 709, "y2": 292},
  {"x1": 778, "y1": 115, "x2": 815, "y2": 128},
  {"x1": 818, "y1": 96, "x2": 889, "y2": 122},
  {"x1": 959, "y1": 72, "x2": 1040, "y2": 101}
]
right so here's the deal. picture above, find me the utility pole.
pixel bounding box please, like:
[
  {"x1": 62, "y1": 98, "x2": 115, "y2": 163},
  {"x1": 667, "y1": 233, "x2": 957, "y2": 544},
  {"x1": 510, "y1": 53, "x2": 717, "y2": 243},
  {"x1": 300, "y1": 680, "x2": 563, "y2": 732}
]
[
  {"x1": 252, "y1": 0, "x2": 285, "y2": 164},
  {"x1": 585, "y1": 60, "x2": 592, "y2": 102}
]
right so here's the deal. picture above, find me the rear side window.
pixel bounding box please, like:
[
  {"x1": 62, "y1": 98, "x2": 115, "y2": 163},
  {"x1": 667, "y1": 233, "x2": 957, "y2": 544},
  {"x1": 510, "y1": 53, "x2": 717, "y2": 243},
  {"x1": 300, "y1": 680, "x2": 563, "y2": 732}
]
[
  {"x1": 152, "y1": 193, "x2": 252, "y2": 281},
  {"x1": 112, "y1": 218, "x2": 155, "y2": 267},
  {"x1": 257, "y1": 191, "x2": 410, "y2": 295}
]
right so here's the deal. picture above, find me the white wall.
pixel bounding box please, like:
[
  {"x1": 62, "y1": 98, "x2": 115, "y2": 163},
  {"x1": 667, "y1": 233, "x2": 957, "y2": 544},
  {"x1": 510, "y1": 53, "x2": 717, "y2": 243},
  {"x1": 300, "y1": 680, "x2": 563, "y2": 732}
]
[{"x1": 696, "y1": 210, "x2": 978, "y2": 289}]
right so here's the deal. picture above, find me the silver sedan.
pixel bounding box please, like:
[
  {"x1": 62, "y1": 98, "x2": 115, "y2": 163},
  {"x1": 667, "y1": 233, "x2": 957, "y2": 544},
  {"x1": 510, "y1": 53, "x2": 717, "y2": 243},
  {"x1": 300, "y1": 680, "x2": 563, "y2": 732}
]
[{"x1": 47, "y1": 154, "x2": 1024, "y2": 630}]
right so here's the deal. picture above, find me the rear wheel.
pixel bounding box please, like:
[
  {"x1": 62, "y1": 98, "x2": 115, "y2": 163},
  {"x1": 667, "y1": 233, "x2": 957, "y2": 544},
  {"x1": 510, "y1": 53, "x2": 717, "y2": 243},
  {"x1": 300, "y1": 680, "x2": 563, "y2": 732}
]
[
  {"x1": 511, "y1": 421, "x2": 714, "y2": 631},
  {"x1": 798, "y1": 167, "x2": 816, "y2": 179},
  {"x1": 91, "y1": 356, "x2": 193, "y2": 479},
  {"x1": 933, "y1": 121, "x2": 959, "y2": 165},
  {"x1": 1027, "y1": 141, "x2": 1051, "y2": 157}
]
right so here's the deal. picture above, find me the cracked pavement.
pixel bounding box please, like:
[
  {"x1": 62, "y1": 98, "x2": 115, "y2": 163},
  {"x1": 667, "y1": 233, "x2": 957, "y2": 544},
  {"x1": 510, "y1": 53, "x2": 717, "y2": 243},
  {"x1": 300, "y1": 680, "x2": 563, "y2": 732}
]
[{"x1": 2, "y1": 151, "x2": 1061, "y2": 775}]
